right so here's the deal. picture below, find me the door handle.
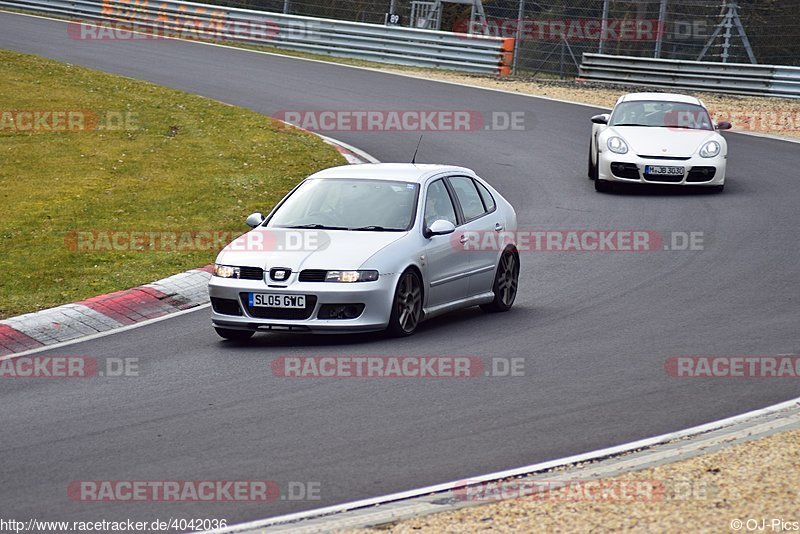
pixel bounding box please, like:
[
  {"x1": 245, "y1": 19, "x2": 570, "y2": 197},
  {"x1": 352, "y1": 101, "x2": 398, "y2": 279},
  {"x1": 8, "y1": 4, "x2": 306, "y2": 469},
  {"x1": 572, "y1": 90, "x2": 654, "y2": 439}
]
[
  {"x1": 494, "y1": 223, "x2": 504, "y2": 232},
  {"x1": 459, "y1": 234, "x2": 469, "y2": 244}
]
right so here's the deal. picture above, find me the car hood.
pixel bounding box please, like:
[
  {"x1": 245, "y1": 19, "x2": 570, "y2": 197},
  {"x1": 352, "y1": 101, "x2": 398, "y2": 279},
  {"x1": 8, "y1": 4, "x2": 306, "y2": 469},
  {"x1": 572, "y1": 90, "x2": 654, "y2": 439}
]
[
  {"x1": 609, "y1": 126, "x2": 717, "y2": 158},
  {"x1": 215, "y1": 228, "x2": 407, "y2": 271}
]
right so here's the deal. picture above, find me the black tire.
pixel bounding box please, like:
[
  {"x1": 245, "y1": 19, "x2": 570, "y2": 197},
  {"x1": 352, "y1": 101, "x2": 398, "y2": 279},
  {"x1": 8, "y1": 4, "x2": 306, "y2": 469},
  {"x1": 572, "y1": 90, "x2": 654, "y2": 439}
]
[
  {"x1": 588, "y1": 142, "x2": 597, "y2": 180},
  {"x1": 214, "y1": 327, "x2": 255, "y2": 341},
  {"x1": 480, "y1": 249, "x2": 520, "y2": 313},
  {"x1": 386, "y1": 269, "x2": 423, "y2": 337}
]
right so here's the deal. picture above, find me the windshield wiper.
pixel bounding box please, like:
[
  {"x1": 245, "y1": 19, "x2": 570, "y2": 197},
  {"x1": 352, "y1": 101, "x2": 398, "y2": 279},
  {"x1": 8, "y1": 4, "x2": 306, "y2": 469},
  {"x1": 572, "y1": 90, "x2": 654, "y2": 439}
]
[
  {"x1": 612, "y1": 123, "x2": 656, "y2": 127},
  {"x1": 285, "y1": 224, "x2": 349, "y2": 230},
  {"x1": 349, "y1": 225, "x2": 404, "y2": 232}
]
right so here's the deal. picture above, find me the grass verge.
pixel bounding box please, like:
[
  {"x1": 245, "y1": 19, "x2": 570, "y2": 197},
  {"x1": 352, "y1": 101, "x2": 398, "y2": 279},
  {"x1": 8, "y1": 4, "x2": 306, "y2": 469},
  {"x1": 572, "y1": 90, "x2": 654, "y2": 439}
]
[{"x1": 0, "y1": 48, "x2": 343, "y2": 319}]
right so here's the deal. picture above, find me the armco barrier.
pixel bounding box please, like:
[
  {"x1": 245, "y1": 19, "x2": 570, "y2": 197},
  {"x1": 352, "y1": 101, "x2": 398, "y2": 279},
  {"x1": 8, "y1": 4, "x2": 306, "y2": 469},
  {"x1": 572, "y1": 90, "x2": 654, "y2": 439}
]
[
  {"x1": 579, "y1": 53, "x2": 800, "y2": 99},
  {"x1": 0, "y1": 0, "x2": 514, "y2": 75}
]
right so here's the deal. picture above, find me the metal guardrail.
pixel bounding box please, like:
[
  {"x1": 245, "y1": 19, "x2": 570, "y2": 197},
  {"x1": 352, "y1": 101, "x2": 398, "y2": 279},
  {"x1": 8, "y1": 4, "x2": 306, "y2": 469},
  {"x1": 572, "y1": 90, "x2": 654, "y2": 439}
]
[
  {"x1": 0, "y1": 0, "x2": 514, "y2": 75},
  {"x1": 579, "y1": 53, "x2": 800, "y2": 99}
]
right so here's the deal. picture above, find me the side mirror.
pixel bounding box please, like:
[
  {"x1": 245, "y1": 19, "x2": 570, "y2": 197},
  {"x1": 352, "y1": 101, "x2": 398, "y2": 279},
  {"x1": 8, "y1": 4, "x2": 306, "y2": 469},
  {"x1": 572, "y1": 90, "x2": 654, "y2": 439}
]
[
  {"x1": 425, "y1": 219, "x2": 456, "y2": 238},
  {"x1": 591, "y1": 114, "x2": 610, "y2": 125},
  {"x1": 245, "y1": 212, "x2": 265, "y2": 228},
  {"x1": 716, "y1": 121, "x2": 732, "y2": 130}
]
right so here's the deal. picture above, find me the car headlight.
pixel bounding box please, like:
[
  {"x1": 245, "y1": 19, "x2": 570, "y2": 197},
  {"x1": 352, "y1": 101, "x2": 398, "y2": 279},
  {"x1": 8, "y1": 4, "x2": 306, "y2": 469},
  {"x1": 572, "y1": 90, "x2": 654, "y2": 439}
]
[
  {"x1": 699, "y1": 140, "x2": 721, "y2": 158},
  {"x1": 607, "y1": 136, "x2": 629, "y2": 154},
  {"x1": 325, "y1": 270, "x2": 379, "y2": 282},
  {"x1": 213, "y1": 264, "x2": 240, "y2": 278}
]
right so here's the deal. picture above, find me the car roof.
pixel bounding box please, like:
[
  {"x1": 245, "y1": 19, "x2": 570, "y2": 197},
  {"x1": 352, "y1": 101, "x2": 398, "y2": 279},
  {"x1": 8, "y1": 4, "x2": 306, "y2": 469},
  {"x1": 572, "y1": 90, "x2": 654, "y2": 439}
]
[
  {"x1": 306, "y1": 163, "x2": 476, "y2": 184},
  {"x1": 617, "y1": 92, "x2": 702, "y2": 106}
]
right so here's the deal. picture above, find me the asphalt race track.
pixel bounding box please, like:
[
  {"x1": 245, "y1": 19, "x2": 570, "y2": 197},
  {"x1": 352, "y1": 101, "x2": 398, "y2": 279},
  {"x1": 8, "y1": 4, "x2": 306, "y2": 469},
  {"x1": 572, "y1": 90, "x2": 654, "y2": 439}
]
[{"x1": 1, "y1": 11, "x2": 799, "y2": 525}]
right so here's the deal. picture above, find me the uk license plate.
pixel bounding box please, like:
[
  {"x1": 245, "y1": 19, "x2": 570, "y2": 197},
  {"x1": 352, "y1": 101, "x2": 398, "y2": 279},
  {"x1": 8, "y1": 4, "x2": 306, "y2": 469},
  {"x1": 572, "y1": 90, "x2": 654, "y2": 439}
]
[
  {"x1": 645, "y1": 165, "x2": 684, "y2": 176},
  {"x1": 248, "y1": 293, "x2": 306, "y2": 309}
]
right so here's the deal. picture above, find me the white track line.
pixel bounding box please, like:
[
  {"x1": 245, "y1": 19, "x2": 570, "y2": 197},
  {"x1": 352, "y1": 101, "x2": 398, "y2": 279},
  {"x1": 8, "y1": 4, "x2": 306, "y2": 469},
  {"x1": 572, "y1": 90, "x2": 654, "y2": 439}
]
[{"x1": 317, "y1": 134, "x2": 381, "y2": 164}]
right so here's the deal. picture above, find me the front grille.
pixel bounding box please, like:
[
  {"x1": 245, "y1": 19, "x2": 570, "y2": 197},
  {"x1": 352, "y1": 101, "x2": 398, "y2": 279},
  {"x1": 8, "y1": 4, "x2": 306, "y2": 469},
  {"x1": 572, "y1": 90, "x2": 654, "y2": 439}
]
[
  {"x1": 241, "y1": 294, "x2": 317, "y2": 319},
  {"x1": 643, "y1": 173, "x2": 683, "y2": 182},
  {"x1": 638, "y1": 155, "x2": 691, "y2": 161},
  {"x1": 299, "y1": 269, "x2": 328, "y2": 282},
  {"x1": 686, "y1": 166, "x2": 717, "y2": 182},
  {"x1": 211, "y1": 297, "x2": 242, "y2": 316},
  {"x1": 238, "y1": 266, "x2": 265, "y2": 280},
  {"x1": 610, "y1": 162, "x2": 640, "y2": 180}
]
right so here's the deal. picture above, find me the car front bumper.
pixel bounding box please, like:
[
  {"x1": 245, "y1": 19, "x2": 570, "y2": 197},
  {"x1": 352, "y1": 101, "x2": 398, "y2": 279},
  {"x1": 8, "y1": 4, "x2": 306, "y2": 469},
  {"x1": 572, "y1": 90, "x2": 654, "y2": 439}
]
[
  {"x1": 598, "y1": 151, "x2": 727, "y2": 186},
  {"x1": 208, "y1": 274, "x2": 397, "y2": 333}
]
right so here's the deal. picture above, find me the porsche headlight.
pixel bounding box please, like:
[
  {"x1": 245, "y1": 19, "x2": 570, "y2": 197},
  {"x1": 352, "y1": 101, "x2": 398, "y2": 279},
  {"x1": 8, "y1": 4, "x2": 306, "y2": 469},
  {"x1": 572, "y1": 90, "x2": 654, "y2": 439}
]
[
  {"x1": 213, "y1": 264, "x2": 240, "y2": 278},
  {"x1": 607, "y1": 136, "x2": 629, "y2": 154},
  {"x1": 699, "y1": 140, "x2": 721, "y2": 158},
  {"x1": 325, "y1": 270, "x2": 379, "y2": 282}
]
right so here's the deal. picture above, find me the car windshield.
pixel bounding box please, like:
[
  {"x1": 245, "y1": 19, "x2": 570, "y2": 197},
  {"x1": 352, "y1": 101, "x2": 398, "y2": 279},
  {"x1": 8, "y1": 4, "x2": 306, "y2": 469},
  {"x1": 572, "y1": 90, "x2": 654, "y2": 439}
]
[
  {"x1": 268, "y1": 178, "x2": 419, "y2": 231},
  {"x1": 609, "y1": 100, "x2": 713, "y2": 130}
]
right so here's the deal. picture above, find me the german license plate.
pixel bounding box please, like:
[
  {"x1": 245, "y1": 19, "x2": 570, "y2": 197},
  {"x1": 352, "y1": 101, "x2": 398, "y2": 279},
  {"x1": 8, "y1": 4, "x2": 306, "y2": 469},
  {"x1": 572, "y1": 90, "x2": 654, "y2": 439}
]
[
  {"x1": 248, "y1": 293, "x2": 306, "y2": 309},
  {"x1": 645, "y1": 165, "x2": 684, "y2": 176}
]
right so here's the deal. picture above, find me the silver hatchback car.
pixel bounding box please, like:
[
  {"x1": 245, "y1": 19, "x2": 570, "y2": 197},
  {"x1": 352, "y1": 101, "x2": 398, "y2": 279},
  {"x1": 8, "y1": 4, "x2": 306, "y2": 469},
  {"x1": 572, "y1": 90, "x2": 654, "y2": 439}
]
[{"x1": 208, "y1": 163, "x2": 519, "y2": 339}]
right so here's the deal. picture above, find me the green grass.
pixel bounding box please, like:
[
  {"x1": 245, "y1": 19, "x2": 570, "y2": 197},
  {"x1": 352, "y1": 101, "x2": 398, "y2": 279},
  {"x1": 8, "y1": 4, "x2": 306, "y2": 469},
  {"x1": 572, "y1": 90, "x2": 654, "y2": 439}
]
[{"x1": 0, "y1": 49, "x2": 344, "y2": 319}]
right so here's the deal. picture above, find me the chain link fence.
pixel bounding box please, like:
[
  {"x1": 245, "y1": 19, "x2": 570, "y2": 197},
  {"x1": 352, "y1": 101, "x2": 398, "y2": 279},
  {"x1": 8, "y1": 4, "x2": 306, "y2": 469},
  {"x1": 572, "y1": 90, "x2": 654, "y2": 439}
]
[{"x1": 198, "y1": 0, "x2": 800, "y2": 77}]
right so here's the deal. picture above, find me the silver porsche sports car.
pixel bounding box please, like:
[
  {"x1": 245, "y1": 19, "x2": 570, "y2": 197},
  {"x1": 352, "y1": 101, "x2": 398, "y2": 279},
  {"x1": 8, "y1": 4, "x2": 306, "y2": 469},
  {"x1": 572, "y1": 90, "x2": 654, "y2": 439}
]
[{"x1": 208, "y1": 163, "x2": 519, "y2": 340}]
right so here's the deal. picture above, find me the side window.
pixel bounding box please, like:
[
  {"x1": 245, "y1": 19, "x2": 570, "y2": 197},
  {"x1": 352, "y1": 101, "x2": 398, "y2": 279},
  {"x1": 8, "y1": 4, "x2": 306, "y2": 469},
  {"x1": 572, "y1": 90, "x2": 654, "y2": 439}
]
[
  {"x1": 449, "y1": 176, "x2": 486, "y2": 221},
  {"x1": 424, "y1": 179, "x2": 457, "y2": 229},
  {"x1": 475, "y1": 181, "x2": 496, "y2": 212}
]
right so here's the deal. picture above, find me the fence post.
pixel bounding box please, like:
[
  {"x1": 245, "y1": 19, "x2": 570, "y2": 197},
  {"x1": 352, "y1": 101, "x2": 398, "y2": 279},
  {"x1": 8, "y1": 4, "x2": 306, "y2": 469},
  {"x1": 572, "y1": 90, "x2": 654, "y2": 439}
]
[
  {"x1": 512, "y1": 0, "x2": 525, "y2": 75},
  {"x1": 654, "y1": 0, "x2": 667, "y2": 58},
  {"x1": 598, "y1": 0, "x2": 609, "y2": 54}
]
